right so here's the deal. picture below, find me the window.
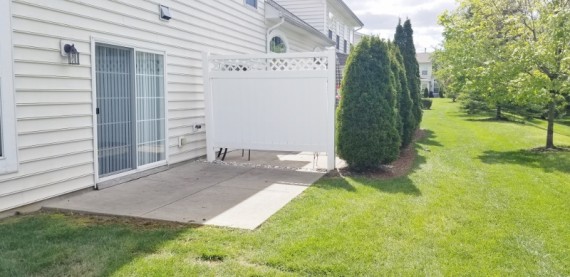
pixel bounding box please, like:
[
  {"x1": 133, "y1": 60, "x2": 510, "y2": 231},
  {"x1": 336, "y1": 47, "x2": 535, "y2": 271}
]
[
  {"x1": 328, "y1": 30, "x2": 333, "y2": 39},
  {"x1": 245, "y1": 0, "x2": 257, "y2": 8},
  {"x1": 336, "y1": 35, "x2": 340, "y2": 50},
  {"x1": 0, "y1": 0, "x2": 18, "y2": 174},
  {"x1": 269, "y1": 36, "x2": 287, "y2": 53},
  {"x1": 343, "y1": 40, "x2": 347, "y2": 53},
  {"x1": 422, "y1": 70, "x2": 428, "y2": 76}
]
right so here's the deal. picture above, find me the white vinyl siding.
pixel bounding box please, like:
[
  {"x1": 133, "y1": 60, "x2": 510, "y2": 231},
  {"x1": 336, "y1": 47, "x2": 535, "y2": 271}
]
[
  {"x1": 285, "y1": 33, "x2": 323, "y2": 52},
  {"x1": 1, "y1": 0, "x2": 266, "y2": 212},
  {"x1": 274, "y1": 0, "x2": 326, "y2": 33}
]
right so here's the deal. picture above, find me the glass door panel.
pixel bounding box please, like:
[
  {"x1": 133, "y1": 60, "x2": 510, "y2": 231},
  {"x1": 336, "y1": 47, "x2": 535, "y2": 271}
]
[
  {"x1": 96, "y1": 45, "x2": 135, "y2": 177},
  {"x1": 135, "y1": 51, "x2": 166, "y2": 166}
]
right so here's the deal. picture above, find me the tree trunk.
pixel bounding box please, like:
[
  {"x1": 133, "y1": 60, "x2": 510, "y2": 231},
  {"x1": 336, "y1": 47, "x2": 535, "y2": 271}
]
[
  {"x1": 546, "y1": 100, "x2": 555, "y2": 149},
  {"x1": 496, "y1": 105, "x2": 502, "y2": 120}
]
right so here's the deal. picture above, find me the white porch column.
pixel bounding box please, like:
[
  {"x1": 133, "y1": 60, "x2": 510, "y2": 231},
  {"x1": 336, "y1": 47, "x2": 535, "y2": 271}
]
[
  {"x1": 202, "y1": 52, "x2": 215, "y2": 162},
  {"x1": 327, "y1": 48, "x2": 336, "y2": 171}
]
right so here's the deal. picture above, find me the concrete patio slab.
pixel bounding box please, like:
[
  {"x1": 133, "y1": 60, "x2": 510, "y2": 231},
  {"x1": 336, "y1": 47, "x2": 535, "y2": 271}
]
[{"x1": 44, "y1": 158, "x2": 324, "y2": 230}]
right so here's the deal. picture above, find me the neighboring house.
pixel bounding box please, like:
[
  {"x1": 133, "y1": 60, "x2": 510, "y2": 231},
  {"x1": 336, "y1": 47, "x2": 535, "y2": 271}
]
[
  {"x1": 0, "y1": 0, "x2": 353, "y2": 213},
  {"x1": 353, "y1": 31, "x2": 365, "y2": 46},
  {"x1": 417, "y1": 51, "x2": 438, "y2": 94}
]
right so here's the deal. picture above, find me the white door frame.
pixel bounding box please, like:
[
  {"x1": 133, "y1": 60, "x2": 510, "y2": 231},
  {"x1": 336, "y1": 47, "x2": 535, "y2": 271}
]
[
  {"x1": 0, "y1": 0, "x2": 19, "y2": 175},
  {"x1": 90, "y1": 36, "x2": 169, "y2": 184}
]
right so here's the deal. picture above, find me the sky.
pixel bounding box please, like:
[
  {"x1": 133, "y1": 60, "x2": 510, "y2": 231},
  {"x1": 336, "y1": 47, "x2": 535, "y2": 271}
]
[{"x1": 343, "y1": 0, "x2": 458, "y2": 53}]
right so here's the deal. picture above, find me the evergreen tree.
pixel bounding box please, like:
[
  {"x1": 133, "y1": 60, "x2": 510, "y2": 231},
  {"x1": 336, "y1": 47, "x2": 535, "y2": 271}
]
[
  {"x1": 389, "y1": 43, "x2": 416, "y2": 148},
  {"x1": 336, "y1": 36, "x2": 400, "y2": 170},
  {"x1": 395, "y1": 19, "x2": 423, "y2": 128}
]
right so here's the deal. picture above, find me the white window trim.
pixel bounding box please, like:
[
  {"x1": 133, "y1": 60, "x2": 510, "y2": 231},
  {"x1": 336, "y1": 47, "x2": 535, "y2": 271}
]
[
  {"x1": 267, "y1": 31, "x2": 289, "y2": 54},
  {"x1": 90, "y1": 36, "x2": 169, "y2": 184},
  {"x1": 0, "y1": 0, "x2": 19, "y2": 175}
]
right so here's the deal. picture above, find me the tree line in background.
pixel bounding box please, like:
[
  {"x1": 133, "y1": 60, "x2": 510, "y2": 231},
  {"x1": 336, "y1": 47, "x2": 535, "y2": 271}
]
[
  {"x1": 336, "y1": 20, "x2": 423, "y2": 171},
  {"x1": 434, "y1": 0, "x2": 570, "y2": 149}
]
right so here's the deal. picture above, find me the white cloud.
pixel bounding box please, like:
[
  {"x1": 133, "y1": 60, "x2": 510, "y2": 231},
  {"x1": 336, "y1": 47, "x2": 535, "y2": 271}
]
[{"x1": 344, "y1": 0, "x2": 457, "y2": 51}]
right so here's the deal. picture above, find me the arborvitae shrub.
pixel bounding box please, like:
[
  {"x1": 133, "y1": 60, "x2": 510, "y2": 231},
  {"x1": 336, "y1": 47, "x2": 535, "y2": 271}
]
[
  {"x1": 423, "y1": 87, "x2": 429, "y2": 98},
  {"x1": 389, "y1": 43, "x2": 415, "y2": 148},
  {"x1": 422, "y1": 98, "x2": 433, "y2": 109},
  {"x1": 336, "y1": 36, "x2": 400, "y2": 170},
  {"x1": 395, "y1": 20, "x2": 423, "y2": 129}
]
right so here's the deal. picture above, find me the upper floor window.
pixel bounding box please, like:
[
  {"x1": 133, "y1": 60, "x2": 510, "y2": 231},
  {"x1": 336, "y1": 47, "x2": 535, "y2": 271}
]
[
  {"x1": 422, "y1": 70, "x2": 428, "y2": 76},
  {"x1": 0, "y1": 0, "x2": 18, "y2": 174},
  {"x1": 270, "y1": 36, "x2": 287, "y2": 53},
  {"x1": 343, "y1": 40, "x2": 347, "y2": 53},
  {"x1": 245, "y1": 0, "x2": 257, "y2": 9},
  {"x1": 328, "y1": 30, "x2": 333, "y2": 39}
]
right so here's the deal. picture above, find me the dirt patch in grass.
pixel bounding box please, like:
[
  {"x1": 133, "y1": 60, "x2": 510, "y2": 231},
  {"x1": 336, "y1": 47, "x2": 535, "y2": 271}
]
[
  {"x1": 25, "y1": 210, "x2": 191, "y2": 230},
  {"x1": 327, "y1": 129, "x2": 426, "y2": 179}
]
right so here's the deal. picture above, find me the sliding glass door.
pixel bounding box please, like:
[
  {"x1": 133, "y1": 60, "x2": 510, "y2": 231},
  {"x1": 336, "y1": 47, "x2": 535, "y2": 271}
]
[{"x1": 96, "y1": 44, "x2": 166, "y2": 178}]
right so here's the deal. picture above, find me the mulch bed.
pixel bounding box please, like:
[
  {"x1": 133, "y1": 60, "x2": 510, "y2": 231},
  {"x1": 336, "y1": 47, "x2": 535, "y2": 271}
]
[
  {"x1": 326, "y1": 129, "x2": 427, "y2": 179},
  {"x1": 529, "y1": 145, "x2": 570, "y2": 153}
]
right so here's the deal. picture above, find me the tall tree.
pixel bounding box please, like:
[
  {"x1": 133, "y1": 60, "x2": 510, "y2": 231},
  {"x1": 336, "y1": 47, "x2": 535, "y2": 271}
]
[
  {"x1": 336, "y1": 36, "x2": 400, "y2": 170},
  {"x1": 436, "y1": 0, "x2": 570, "y2": 148},
  {"x1": 436, "y1": 1, "x2": 525, "y2": 119},
  {"x1": 389, "y1": 43, "x2": 416, "y2": 147},
  {"x1": 395, "y1": 19, "x2": 423, "y2": 128}
]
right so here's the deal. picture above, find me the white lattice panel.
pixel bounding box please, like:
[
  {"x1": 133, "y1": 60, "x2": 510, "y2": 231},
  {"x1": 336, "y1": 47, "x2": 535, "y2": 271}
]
[{"x1": 210, "y1": 56, "x2": 329, "y2": 72}]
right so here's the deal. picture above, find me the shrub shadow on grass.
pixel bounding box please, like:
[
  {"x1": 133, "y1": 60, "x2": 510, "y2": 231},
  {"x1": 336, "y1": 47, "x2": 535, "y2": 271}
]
[
  {"x1": 313, "y1": 177, "x2": 357, "y2": 192},
  {"x1": 419, "y1": 129, "x2": 444, "y2": 147},
  {"x1": 478, "y1": 149, "x2": 570, "y2": 173},
  {"x1": 465, "y1": 117, "x2": 524, "y2": 124},
  {"x1": 364, "y1": 177, "x2": 422, "y2": 196},
  {"x1": 0, "y1": 212, "x2": 189, "y2": 276},
  {"x1": 318, "y1": 135, "x2": 430, "y2": 196},
  {"x1": 313, "y1": 176, "x2": 421, "y2": 196}
]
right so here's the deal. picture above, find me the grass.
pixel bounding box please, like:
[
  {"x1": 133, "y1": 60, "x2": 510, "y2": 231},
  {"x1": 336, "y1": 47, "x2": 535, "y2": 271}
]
[{"x1": 1, "y1": 99, "x2": 570, "y2": 276}]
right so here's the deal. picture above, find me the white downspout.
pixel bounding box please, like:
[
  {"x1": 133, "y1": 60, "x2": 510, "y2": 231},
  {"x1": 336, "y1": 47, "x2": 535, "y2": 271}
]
[{"x1": 266, "y1": 17, "x2": 285, "y2": 53}]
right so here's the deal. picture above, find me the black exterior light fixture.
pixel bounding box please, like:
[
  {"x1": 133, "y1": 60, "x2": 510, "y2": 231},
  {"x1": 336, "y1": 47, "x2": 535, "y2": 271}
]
[
  {"x1": 63, "y1": 43, "x2": 80, "y2": 65},
  {"x1": 159, "y1": 5, "x2": 171, "y2": 21}
]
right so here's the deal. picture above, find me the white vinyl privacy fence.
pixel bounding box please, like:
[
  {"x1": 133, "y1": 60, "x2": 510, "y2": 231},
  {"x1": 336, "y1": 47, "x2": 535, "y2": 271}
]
[{"x1": 203, "y1": 50, "x2": 336, "y2": 170}]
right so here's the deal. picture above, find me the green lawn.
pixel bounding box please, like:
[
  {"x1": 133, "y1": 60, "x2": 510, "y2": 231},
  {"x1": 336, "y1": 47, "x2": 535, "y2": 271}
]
[{"x1": 2, "y1": 99, "x2": 569, "y2": 276}]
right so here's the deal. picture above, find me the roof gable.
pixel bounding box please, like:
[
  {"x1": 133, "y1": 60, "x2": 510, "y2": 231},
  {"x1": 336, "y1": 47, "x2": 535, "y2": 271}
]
[{"x1": 327, "y1": 0, "x2": 363, "y2": 27}]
